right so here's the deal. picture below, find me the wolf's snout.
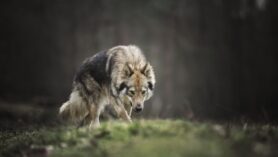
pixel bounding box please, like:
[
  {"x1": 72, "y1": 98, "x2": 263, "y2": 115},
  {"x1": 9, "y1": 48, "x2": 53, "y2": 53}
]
[{"x1": 134, "y1": 104, "x2": 143, "y2": 112}]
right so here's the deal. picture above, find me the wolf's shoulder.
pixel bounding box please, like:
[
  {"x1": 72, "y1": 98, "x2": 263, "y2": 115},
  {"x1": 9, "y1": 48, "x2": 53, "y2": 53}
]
[{"x1": 74, "y1": 50, "x2": 110, "y2": 85}]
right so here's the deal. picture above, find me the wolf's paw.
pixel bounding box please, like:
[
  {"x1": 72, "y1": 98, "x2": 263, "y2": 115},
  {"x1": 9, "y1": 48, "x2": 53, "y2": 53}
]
[
  {"x1": 128, "y1": 118, "x2": 132, "y2": 123},
  {"x1": 89, "y1": 121, "x2": 100, "y2": 130}
]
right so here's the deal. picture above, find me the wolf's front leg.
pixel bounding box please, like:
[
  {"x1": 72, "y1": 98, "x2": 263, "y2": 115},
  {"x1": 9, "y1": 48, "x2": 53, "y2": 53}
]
[
  {"x1": 113, "y1": 104, "x2": 132, "y2": 123},
  {"x1": 120, "y1": 109, "x2": 132, "y2": 123},
  {"x1": 124, "y1": 103, "x2": 133, "y2": 117}
]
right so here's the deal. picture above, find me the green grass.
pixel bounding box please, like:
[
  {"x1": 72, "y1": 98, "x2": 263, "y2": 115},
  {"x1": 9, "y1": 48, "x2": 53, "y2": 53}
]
[{"x1": 1, "y1": 120, "x2": 278, "y2": 157}]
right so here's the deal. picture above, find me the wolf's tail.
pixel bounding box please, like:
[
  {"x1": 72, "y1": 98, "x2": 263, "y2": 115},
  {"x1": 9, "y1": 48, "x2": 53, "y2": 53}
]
[{"x1": 59, "y1": 90, "x2": 89, "y2": 124}]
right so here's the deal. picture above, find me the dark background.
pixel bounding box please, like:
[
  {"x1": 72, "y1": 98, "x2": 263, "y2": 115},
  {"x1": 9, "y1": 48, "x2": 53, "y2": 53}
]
[{"x1": 0, "y1": 0, "x2": 278, "y2": 122}]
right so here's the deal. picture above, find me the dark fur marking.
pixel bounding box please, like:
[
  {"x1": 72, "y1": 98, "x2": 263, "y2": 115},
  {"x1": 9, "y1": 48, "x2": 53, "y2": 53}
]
[
  {"x1": 88, "y1": 51, "x2": 110, "y2": 85},
  {"x1": 148, "y1": 82, "x2": 153, "y2": 90},
  {"x1": 141, "y1": 63, "x2": 148, "y2": 74},
  {"x1": 126, "y1": 63, "x2": 134, "y2": 77},
  {"x1": 74, "y1": 50, "x2": 110, "y2": 87},
  {"x1": 119, "y1": 82, "x2": 127, "y2": 92}
]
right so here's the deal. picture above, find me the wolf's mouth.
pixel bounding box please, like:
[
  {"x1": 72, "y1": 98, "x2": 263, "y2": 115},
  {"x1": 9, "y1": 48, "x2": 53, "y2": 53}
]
[{"x1": 133, "y1": 107, "x2": 143, "y2": 113}]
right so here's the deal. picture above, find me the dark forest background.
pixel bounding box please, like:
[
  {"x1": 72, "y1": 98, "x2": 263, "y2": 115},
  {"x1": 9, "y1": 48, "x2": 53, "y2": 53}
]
[{"x1": 0, "y1": 0, "x2": 278, "y2": 122}]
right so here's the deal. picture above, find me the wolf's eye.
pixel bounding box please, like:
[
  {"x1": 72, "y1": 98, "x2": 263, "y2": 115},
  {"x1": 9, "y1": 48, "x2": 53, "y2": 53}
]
[
  {"x1": 141, "y1": 90, "x2": 146, "y2": 95},
  {"x1": 128, "y1": 90, "x2": 135, "y2": 97}
]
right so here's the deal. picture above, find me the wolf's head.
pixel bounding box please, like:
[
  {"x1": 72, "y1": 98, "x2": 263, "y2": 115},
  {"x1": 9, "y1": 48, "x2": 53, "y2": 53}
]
[{"x1": 117, "y1": 62, "x2": 155, "y2": 113}]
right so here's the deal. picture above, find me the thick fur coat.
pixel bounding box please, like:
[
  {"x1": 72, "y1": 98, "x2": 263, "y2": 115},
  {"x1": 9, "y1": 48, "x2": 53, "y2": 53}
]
[{"x1": 59, "y1": 45, "x2": 155, "y2": 128}]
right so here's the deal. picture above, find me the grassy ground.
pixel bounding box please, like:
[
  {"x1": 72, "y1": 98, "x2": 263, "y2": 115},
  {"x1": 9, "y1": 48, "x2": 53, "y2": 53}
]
[{"x1": 1, "y1": 120, "x2": 278, "y2": 157}]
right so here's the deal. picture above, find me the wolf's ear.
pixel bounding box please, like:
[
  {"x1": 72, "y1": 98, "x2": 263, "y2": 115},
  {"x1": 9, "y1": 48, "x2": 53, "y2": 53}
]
[
  {"x1": 141, "y1": 62, "x2": 151, "y2": 77},
  {"x1": 124, "y1": 63, "x2": 134, "y2": 77}
]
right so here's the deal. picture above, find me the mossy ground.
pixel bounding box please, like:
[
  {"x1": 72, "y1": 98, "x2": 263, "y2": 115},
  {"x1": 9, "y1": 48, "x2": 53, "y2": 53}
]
[{"x1": 1, "y1": 120, "x2": 278, "y2": 157}]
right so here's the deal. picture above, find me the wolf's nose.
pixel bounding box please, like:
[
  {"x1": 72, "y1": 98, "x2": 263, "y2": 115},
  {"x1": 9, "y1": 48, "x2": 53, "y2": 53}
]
[{"x1": 135, "y1": 104, "x2": 143, "y2": 112}]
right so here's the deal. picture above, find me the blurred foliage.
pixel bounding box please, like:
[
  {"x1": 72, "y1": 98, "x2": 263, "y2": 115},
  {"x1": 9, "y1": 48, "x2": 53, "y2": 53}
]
[{"x1": 1, "y1": 120, "x2": 278, "y2": 157}]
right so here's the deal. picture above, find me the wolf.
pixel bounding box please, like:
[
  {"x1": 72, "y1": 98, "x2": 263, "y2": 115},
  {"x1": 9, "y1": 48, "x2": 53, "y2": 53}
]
[{"x1": 59, "y1": 45, "x2": 155, "y2": 128}]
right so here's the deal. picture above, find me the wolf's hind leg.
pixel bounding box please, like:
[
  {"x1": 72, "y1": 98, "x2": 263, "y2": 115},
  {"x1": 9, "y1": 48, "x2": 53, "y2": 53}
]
[
  {"x1": 88, "y1": 104, "x2": 101, "y2": 129},
  {"x1": 78, "y1": 113, "x2": 90, "y2": 127}
]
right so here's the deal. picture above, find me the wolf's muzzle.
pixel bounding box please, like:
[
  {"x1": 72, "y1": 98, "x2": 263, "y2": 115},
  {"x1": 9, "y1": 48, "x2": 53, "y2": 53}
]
[{"x1": 134, "y1": 104, "x2": 143, "y2": 113}]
